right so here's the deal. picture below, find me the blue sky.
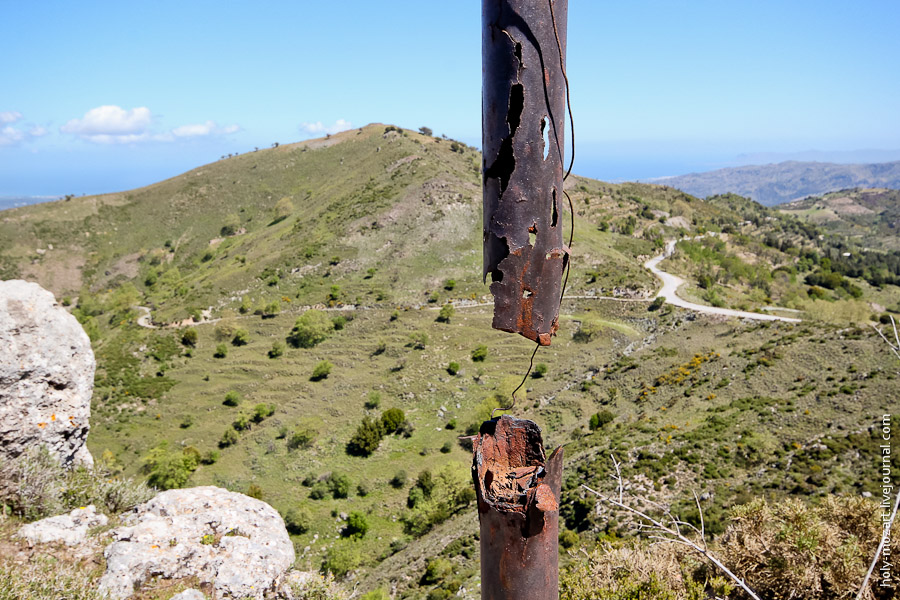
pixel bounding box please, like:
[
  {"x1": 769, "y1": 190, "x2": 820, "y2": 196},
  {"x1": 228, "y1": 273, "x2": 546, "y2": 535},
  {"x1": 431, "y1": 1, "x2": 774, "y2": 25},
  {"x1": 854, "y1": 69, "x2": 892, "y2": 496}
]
[{"x1": 2, "y1": 0, "x2": 899, "y2": 196}]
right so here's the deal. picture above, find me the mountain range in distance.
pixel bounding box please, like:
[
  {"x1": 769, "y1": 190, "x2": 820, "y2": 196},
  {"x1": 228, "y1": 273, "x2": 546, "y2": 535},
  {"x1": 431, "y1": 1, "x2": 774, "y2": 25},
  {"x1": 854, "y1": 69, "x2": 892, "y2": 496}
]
[{"x1": 651, "y1": 160, "x2": 900, "y2": 206}]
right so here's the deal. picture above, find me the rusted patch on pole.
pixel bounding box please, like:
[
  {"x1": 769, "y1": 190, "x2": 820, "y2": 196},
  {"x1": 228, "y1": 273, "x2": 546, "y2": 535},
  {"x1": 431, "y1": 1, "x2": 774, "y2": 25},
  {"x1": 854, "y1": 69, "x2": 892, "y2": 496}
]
[
  {"x1": 483, "y1": 0, "x2": 569, "y2": 346},
  {"x1": 472, "y1": 415, "x2": 563, "y2": 600}
]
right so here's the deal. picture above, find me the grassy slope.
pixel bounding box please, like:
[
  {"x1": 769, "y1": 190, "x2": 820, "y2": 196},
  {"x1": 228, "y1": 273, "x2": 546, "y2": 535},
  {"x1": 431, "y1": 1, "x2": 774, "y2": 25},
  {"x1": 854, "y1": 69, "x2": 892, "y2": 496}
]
[{"x1": 2, "y1": 125, "x2": 899, "y2": 598}]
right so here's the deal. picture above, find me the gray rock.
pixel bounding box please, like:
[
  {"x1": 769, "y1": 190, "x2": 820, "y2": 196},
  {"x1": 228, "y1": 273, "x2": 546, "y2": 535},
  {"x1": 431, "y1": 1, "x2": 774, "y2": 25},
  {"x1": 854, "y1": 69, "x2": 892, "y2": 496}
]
[
  {"x1": 170, "y1": 590, "x2": 206, "y2": 600},
  {"x1": 17, "y1": 504, "x2": 108, "y2": 546},
  {"x1": 0, "y1": 280, "x2": 95, "y2": 466},
  {"x1": 99, "y1": 486, "x2": 294, "y2": 600}
]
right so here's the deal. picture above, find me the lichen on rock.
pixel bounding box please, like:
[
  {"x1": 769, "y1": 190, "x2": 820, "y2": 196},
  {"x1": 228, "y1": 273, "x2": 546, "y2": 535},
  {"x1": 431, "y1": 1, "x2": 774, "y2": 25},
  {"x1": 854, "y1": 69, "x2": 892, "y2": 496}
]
[{"x1": 0, "y1": 279, "x2": 95, "y2": 467}]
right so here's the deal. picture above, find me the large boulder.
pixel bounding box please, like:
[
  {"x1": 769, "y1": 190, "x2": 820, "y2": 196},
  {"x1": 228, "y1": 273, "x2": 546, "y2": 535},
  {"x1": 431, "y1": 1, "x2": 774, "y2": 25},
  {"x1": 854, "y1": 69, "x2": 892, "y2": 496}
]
[
  {"x1": 99, "y1": 486, "x2": 295, "y2": 600},
  {"x1": 0, "y1": 280, "x2": 95, "y2": 466}
]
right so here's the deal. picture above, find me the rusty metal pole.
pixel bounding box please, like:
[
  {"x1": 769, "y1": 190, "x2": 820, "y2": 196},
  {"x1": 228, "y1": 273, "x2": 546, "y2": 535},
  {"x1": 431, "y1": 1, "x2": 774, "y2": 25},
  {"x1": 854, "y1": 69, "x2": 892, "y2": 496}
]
[
  {"x1": 473, "y1": 416, "x2": 563, "y2": 600},
  {"x1": 482, "y1": 0, "x2": 568, "y2": 346}
]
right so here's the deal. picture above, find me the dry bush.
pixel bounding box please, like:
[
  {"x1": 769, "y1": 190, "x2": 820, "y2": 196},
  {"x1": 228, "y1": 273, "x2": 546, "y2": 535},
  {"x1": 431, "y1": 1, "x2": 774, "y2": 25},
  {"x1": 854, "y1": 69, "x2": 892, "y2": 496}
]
[
  {"x1": 0, "y1": 556, "x2": 102, "y2": 600},
  {"x1": 0, "y1": 448, "x2": 154, "y2": 520},
  {"x1": 719, "y1": 496, "x2": 898, "y2": 600},
  {"x1": 560, "y1": 542, "x2": 733, "y2": 600}
]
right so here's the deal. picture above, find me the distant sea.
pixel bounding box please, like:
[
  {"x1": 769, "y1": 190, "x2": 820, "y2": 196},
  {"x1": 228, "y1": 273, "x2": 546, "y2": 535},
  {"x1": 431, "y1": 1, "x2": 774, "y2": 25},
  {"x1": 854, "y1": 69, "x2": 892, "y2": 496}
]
[{"x1": 0, "y1": 197, "x2": 56, "y2": 212}]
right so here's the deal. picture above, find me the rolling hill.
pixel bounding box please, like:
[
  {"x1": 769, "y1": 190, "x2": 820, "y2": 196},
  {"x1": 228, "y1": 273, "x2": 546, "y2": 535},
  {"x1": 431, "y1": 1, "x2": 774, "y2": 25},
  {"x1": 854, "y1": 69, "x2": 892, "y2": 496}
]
[
  {"x1": 653, "y1": 160, "x2": 900, "y2": 205},
  {"x1": 1, "y1": 124, "x2": 898, "y2": 599}
]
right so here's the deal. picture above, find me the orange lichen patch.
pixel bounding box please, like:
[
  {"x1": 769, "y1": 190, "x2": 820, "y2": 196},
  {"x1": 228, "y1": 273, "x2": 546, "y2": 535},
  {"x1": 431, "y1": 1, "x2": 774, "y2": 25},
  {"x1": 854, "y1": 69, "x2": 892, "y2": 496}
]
[
  {"x1": 51, "y1": 414, "x2": 56, "y2": 421},
  {"x1": 37, "y1": 422, "x2": 46, "y2": 428}
]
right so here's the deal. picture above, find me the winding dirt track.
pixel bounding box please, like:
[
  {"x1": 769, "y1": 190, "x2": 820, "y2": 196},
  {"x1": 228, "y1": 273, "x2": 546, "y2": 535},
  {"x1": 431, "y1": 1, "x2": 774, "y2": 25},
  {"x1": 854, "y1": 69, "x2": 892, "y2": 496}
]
[{"x1": 644, "y1": 240, "x2": 801, "y2": 323}]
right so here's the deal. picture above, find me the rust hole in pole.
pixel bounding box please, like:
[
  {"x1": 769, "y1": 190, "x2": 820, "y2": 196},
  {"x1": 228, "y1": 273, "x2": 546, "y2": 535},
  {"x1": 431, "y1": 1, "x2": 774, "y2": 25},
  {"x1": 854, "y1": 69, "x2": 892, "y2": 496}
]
[
  {"x1": 483, "y1": 0, "x2": 568, "y2": 346},
  {"x1": 473, "y1": 416, "x2": 563, "y2": 599}
]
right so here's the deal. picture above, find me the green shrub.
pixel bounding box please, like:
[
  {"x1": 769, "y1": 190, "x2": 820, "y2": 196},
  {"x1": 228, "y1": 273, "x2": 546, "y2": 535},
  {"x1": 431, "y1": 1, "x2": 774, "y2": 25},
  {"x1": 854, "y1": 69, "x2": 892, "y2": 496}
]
[
  {"x1": 447, "y1": 361, "x2": 460, "y2": 375},
  {"x1": 232, "y1": 329, "x2": 250, "y2": 346},
  {"x1": 440, "y1": 441, "x2": 452, "y2": 454},
  {"x1": 648, "y1": 296, "x2": 665, "y2": 311},
  {"x1": 559, "y1": 528, "x2": 579, "y2": 549},
  {"x1": 181, "y1": 328, "x2": 198, "y2": 347},
  {"x1": 347, "y1": 417, "x2": 384, "y2": 456},
  {"x1": 332, "y1": 315, "x2": 347, "y2": 330},
  {"x1": 201, "y1": 450, "x2": 219, "y2": 465},
  {"x1": 343, "y1": 511, "x2": 369, "y2": 538},
  {"x1": 364, "y1": 391, "x2": 381, "y2": 409},
  {"x1": 390, "y1": 471, "x2": 408, "y2": 488},
  {"x1": 268, "y1": 341, "x2": 285, "y2": 358},
  {"x1": 422, "y1": 558, "x2": 453, "y2": 585},
  {"x1": 416, "y1": 470, "x2": 435, "y2": 497},
  {"x1": 284, "y1": 507, "x2": 311, "y2": 534},
  {"x1": 221, "y1": 213, "x2": 241, "y2": 236},
  {"x1": 471, "y1": 345, "x2": 488, "y2": 362},
  {"x1": 532, "y1": 363, "x2": 548, "y2": 378},
  {"x1": 322, "y1": 541, "x2": 361, "y2": 579},
  {"x1": 142, "y1": 444, "x2": 200, "y2": 490},
  {"x1": 213, "y1": 343, "x2": 228, "y2": 358},
  {"x1": 380, "y1": 408, "x2": 405, "y2": 433},
  {"x1": 589, "y1": 410, "x2": 614, "y2": 430},
  {"x1": 288, "y1": 310, "x2": 333, "y2": 348},
  {"x1": 288, "y1": 427, "x2": 315, "y2": 450},
  {"x1": 328, "y1": 472, "x2": 351, "y2": 499},
  {"x1": 246, "y1": 483, "x2": 264, "y2": 499},
  {"x1": 443, "y1": 279, "x2": 456, "y2": 291},
  {"x1": 436, "y1": 303, "x2": 454, "y2": 323},
  {"x1": 311, "y1": 360, "x2": 333, "y2": 381},
  {"x1": 232, "y1": 415, "x2": 251, "y2": 431},
  {"x1": 573, "y1": 320, "x2": 602, "y2": 343},
  {"x1": 252, "y1": 403, "x2": 275, "y2": 422},
  {"x1": 223, "y1": 390, "x2": 241, "y2": 407}
]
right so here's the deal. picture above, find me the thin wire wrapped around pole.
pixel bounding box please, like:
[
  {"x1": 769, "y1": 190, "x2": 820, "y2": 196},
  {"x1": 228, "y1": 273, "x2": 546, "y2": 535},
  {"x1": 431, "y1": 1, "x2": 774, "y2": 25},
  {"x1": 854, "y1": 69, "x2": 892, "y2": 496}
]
[{"x1": 482, "y1": 0, "x2": 569, "y2": 346}]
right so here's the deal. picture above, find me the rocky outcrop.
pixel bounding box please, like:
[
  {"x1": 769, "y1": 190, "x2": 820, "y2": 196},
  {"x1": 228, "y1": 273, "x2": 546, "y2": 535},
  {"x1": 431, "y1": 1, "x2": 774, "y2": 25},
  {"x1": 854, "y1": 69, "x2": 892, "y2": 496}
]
[
  {"x1": 17, "y1": 504, "x2": 108, "y2": 546},
  {"x1": 0, "y1": 279, "x2": 95, "y2": 466},
  {"x1": 99, "y1": 486, "x2": 295, "y2": 600}
]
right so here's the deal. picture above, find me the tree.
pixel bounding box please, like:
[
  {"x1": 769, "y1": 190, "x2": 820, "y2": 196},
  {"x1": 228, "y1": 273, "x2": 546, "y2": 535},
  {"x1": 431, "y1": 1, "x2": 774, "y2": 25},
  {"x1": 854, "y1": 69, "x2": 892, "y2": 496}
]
[
  {"x1": 288, "y1": 310, "x2": 333, "y2": 348},
  {"x1": 219, "y1": 427, "x2": 239, "y2": 448},
  {"x1": 223, "y1": 390, "x2": 241, "y2": 406},
  {"x1": 274, "y1": 197, "x2": 294, "y2": 221},
  {"x1": 232, "y1": 329, "x2": 250, "y2": 346},
  {"x1": 221, "y1": 213, "x2": 241, "y2": 236},
  {"x1": 347, "y1": 417, "x2": 384, "y2": 456},
  {"x1": 310, "y1": 360, "x2": 332, "y2": 381},
  {"x1": 589, "y1": 409, "x2": 615, "y2": 430},
  {"x1": 471, "y1": 345, "x2": 488, "y2": 362},
  {"x1": 380, "y1": 408, "x2": 405, "y2": 433},
  {"x1": 181, "y1": 328, "x2": 198, "y2": 347},
  {"x1": 436, "y1": 303, "x2": 454, "y2": 323},
  {"x1": 328, "y1": 472, "x2": 351, "y2": 498},
  {"x1": 268, "y1": 341, "x2": 284, "y2": 358},
  {"x1": 419, "y1": 126, "x2": 433, "y2": 136},
  {"x1": 284, "y1": 507, "x2": 311, "y2": 534},
  {"x1": 343, "y1": 512, "x2": 369, "y2": 538}
]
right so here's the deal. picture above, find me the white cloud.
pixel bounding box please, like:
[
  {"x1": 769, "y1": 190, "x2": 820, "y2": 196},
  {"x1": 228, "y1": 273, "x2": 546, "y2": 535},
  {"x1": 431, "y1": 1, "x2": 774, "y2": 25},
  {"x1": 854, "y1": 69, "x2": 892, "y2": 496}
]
[
  {"x1": 0, "y1": 125, "x2": 25, "y2": 146},
  {"x1": 0, "y1": 111, "x2": 23, "y2": 124},
  {"x1": 0, "y1": 112, "x2": 46, "y2": 146},
  {"x1": 299, "y1": 119, "x2": 352, "y2": 137},
  {"x1": 61, "y1": 106, "x2": 152, "y2": 141},
  {"x1": 60, "y1": 106, "x2": 240, "y2": 144},
  {"x1": 171, "y1": 120, "x2": 241, "y2": 138}
]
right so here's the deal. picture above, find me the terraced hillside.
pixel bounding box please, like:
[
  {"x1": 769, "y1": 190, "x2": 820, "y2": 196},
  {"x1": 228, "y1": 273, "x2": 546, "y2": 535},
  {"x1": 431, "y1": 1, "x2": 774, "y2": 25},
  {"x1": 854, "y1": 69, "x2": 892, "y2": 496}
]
[{"x1": 1, "y1": 124, "x2": 898, "y2": 599}]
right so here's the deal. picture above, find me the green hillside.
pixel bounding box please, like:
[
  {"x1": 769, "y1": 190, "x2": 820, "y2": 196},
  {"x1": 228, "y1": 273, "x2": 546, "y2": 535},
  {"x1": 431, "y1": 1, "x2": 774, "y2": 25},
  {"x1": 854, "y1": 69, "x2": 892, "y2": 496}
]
[
  {"x1": 1, "y1": 124, "x2": 898, "y2": 599},
  {"x1": 780, "y1": 187, "x2": 900, "y2": 251}
]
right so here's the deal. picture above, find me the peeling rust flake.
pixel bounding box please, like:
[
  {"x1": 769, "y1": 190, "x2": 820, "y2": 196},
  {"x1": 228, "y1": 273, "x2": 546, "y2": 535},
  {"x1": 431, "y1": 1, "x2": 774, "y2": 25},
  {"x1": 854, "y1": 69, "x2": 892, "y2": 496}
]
[{"x1": 482, "y1": 0, "x2": 568, "y2": 346}]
